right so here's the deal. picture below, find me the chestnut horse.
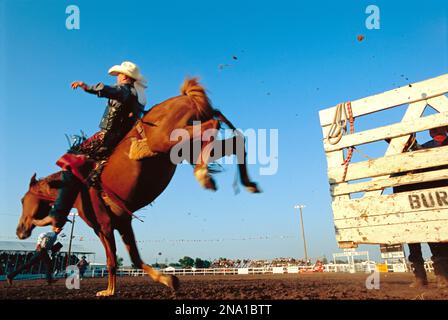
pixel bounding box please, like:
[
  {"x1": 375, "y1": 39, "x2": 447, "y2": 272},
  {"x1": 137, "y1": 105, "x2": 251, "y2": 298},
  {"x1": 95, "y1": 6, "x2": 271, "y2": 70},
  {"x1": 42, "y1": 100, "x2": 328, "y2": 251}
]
[{"x1": 15, "y1": 78, "x2": 260, "y2": 296}]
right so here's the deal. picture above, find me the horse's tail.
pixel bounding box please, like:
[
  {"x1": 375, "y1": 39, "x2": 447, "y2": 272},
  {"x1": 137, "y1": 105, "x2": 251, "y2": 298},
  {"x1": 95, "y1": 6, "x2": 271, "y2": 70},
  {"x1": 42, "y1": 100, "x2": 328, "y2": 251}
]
[{"x1": 180, "y1": 77, "x2": 212, "y2": 117}]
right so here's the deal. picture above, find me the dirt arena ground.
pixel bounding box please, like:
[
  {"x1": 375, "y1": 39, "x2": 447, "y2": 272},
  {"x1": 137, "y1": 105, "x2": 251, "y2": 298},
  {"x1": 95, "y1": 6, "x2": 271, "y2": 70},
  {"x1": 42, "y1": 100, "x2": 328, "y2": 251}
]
[{"x1": 1, "y1": 273, "x2": 448, "y2": 300}]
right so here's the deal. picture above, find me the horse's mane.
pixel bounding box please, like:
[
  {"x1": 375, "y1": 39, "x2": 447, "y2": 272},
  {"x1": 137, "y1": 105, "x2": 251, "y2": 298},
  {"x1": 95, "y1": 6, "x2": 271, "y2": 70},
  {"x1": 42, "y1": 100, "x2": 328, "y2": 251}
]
[{"x1": 180, "y1": 78, "x2": 213, "y2": 118}]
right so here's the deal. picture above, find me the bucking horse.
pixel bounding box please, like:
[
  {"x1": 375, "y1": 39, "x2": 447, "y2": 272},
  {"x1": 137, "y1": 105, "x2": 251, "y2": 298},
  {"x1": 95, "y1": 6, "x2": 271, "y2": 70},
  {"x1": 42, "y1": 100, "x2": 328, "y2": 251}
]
[{"x1": 15, "y1": 78, "x2": 260, "y2": 296}]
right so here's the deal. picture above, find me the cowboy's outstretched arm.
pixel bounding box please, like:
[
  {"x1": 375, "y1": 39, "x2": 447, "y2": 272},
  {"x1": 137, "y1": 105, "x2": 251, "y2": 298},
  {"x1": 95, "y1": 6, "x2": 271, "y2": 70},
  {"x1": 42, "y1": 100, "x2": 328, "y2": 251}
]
[{"x1": 71, "y1": 81, "x2": 130, "y2": 102}]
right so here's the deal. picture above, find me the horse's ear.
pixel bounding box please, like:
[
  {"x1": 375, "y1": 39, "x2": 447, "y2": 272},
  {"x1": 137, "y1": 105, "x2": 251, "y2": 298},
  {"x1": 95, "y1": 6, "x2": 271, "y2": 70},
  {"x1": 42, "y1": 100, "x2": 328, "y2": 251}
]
[{"x1": 29, "y1": 173, "x2": 38, "y2": 187}]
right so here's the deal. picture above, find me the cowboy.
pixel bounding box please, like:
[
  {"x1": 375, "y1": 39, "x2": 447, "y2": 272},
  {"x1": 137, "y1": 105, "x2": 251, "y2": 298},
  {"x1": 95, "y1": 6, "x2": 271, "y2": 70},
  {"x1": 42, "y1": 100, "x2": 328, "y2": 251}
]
[
  {"x1": 76, "y1": 255, "x2": 90, "y2": 279},
  {"x1": 392, "y1": 127, "x2": 448, "y2": 288},
  {"x1": 34, "y1": 61, "x2": 147, "y2": 229},
  {"x1": 7, "y1": 227, "x2": 62, "y2": 285}
]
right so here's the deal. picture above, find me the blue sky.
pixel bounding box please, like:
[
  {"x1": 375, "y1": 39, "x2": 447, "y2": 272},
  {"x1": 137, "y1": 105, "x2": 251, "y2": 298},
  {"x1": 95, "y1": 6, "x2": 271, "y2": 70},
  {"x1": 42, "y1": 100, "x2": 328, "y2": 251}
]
[{"x1": 0, "y1": 0, "x2": 447, "y2": 265}]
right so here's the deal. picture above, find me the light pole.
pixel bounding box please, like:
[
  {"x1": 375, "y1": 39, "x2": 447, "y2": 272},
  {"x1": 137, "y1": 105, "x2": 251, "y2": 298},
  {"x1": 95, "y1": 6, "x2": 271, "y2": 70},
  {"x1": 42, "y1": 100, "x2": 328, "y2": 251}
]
[{"x1": 294, "y1": 204, "x2": 309, "y2": 263}]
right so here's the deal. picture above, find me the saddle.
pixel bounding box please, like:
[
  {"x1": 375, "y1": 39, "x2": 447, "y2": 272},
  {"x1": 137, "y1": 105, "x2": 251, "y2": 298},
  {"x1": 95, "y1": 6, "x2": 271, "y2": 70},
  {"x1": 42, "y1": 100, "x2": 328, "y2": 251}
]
[{"x1": 56, "y1": 131, "x2": 111, "y2": 188}]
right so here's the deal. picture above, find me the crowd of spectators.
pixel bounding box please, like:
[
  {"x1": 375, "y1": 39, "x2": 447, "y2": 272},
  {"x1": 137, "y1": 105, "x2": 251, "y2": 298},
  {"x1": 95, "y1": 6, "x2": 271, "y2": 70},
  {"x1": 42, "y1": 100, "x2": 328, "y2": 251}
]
[
  {"x1": 0, "y1": 252, "x2": 80, "y2": 275},
  {"x1": 210, "y1": 257, "x2": 313, "y2": 269}
]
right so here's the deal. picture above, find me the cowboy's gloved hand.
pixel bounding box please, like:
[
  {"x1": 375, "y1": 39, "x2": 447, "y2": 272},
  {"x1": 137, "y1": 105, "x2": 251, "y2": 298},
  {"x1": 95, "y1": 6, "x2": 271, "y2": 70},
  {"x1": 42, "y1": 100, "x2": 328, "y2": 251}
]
[{"x1": 71, "y1": 81, "x2": 88, "y2": 91}]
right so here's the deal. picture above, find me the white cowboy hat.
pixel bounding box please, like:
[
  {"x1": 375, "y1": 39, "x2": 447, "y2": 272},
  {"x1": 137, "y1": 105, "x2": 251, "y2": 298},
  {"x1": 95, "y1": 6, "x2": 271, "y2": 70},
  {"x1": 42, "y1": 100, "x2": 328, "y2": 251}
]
[
  {"x1": 108, "y1": 61, "x2": 148, "y2": 105},
  {"x1": 108, "y1": 61, "x2": 147, "y2": 84}
]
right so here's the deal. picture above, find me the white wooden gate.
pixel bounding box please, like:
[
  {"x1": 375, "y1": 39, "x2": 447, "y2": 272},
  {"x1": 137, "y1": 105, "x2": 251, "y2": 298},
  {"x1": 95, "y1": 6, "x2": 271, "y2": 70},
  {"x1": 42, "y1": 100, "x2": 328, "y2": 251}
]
[{"x1": 319, "y1": 74, "x2": 448, "y2": 248}]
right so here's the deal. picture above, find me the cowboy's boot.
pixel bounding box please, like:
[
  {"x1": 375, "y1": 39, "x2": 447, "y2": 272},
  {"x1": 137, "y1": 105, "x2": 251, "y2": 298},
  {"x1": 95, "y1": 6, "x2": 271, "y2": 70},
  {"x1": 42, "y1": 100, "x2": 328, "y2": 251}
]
[
  {"x1": 409, "y1": 263, "x2": 428, "y2": 288},
  {"x1": 433, "y1": 258, "x2": 448, "y2": 288},
  {"x1": 33, "y1": 171, "x2": 82, "y2": 228}
]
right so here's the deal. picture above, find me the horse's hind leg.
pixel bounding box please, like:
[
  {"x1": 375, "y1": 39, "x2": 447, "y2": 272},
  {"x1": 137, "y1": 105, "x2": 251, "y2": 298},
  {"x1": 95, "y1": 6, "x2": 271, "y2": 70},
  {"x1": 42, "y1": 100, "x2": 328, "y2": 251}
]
[
  {"x1": 117, "y1": 221, "x2": 179, "y2": 291},
  {"x1": 231, "y1": 135, "x2": 262, "y2": 193},
  {"x1": 196, "y1": 134, "x2": 261, "y2": 193}
]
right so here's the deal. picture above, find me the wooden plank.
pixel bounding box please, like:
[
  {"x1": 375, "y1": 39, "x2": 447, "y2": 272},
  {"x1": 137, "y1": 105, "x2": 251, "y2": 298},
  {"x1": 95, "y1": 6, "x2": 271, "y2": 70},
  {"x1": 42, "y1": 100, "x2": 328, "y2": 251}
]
[
  {"x1": 335, "y1": 208, "x2": 448, "y2": 229},
  {"x1": 325, "y1": 150, "x2": 350, "y2": 201},
  {"x1": 332, "y1": 186, "x2": 448, "y2": 220},
  {"x1": 323, "y1": 95, "x2": 448, "y2": 155},
  {"x1": 331, "y1": 168, "x2": 448, "y2": 196},
  {"x1": 384, "y1": 101, "x2": 427, "y2": 156},
  {"x1": 328, "y1": 145, "x2": 448, "y2": 184},
  {"x1": 325, "y1": 150, "x2": 345, "y2": 170},
  {"x1": 335, "y1": 220, "x2": 448, "y2": 244},
  {"x1": 324, "y1": 112, "x2": 448, "y2": 152},
  {"x1": 362, "y1": 101, "x2": 428, "y2": 197},
  {"x1": 428, "y1": 95, "x2": 448, "y2": 112},
  {"x1": 319, "y1": 74, "x2": 448, "y2": 126}
]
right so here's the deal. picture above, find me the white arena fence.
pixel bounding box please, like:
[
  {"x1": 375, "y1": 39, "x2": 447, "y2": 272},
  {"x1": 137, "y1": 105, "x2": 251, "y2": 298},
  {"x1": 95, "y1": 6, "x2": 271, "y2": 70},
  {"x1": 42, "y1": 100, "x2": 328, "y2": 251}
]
[
  {"x1": 0, "y1": 262, "x2": 434, "y2": 281},
  {"x1": 89, "y1": 266, "x2": 315, "y2": 278},
  {"x1": 83, "y1": 262, "x2": 429, "y2": 278}
]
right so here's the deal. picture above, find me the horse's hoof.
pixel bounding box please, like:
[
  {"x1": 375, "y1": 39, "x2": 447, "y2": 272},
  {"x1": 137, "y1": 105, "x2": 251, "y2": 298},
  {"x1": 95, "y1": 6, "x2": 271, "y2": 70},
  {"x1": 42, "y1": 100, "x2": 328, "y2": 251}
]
[
  {"x1": 161, "y1": 275, "x2": 180, "y2": 291},
  {"x1": 96, "y1": 289, "x2": 115, "y2": 297},
  {"x1": 204, "y1": 177, "x2": 217, "y2": 191},
  {"x1": 246, "y1": 183, "x2": 262, "y2": 193},
  {"x1": 195, "y1": 168, "x2": 217, "y2": 191}
]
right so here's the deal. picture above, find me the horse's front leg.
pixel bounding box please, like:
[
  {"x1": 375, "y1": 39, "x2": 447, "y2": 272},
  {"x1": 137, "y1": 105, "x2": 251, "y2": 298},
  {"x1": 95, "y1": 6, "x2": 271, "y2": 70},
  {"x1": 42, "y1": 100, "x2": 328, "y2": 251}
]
[{"x1": 96, "y1": 231, "x2": 117, "y2": 297}]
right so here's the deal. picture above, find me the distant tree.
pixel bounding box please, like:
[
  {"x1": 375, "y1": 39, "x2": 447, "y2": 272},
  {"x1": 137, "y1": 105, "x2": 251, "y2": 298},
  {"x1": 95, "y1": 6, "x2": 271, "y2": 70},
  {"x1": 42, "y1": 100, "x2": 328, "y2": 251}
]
[
  {"x1": 194, "y1": 258, "x2": 212, "y2": 269},
  {"x1": 169, "y1": 263, "x2": 182, "y2": 268},
  {"x1": 179, "y1": 256, "x2": 195, "y2": 268},
  {"x1": 195, "y1": 258, "x2": 204, "y2": 268},
  {"x1": 322, "y1": 256, "x2": 328, "y2": 264},
  {"x1": 202, "y1": 260, "x2": 211, "y2": 268}
]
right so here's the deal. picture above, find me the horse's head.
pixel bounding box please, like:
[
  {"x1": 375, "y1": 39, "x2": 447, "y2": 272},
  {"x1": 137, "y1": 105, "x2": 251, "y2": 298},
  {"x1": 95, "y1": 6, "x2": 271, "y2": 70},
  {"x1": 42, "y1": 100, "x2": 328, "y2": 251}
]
[{"x1": 16, "y1": 173, "x2": 53, "y2": 239}]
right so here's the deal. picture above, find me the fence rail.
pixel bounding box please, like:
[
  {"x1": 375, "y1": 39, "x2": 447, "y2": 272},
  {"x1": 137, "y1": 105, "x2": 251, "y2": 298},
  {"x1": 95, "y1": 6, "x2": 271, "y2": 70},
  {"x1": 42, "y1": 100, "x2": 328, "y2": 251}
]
[
  {"x1": 95, "y1": 266, "x2": 316, "y2": 277},
  {"x1": 1, "y1": 262, "x2": 433, "y2": 281},
  {"x1": 84, "y1": 262, "x2": 422, "y2": 278}
]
